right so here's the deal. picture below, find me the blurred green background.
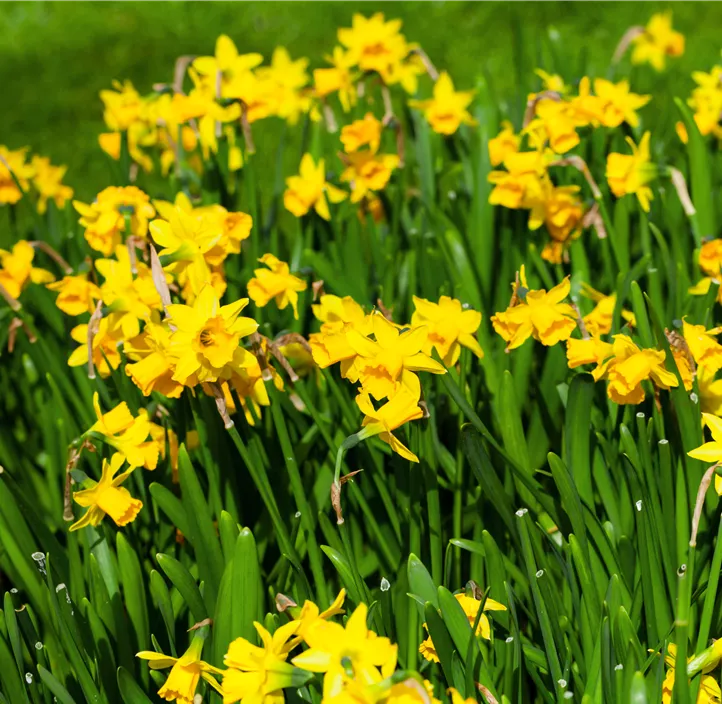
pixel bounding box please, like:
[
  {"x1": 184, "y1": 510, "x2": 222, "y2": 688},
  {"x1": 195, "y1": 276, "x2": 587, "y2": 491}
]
[{"x1": 1, "y1": 1, "x2": 720, "y2": 201}]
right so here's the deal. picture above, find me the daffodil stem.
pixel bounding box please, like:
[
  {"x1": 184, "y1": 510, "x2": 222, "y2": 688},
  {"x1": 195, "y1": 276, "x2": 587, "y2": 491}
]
[
  {"x1": 674, "y1": 545, "x2": 694, "y2": 704},
  {"x1": 225, "y1": 423, "x2": 300, "y2": 566},
  {"x1": 267, "y1": 383, "x2": 329, "y2": 605}
]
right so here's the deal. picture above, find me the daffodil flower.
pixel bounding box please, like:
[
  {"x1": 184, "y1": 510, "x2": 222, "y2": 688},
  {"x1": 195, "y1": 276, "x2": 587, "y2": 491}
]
[
  {"x1": 125, "y1": 320, "x2": 185, "y2": 398},
  {"x1": 314, "y1": 46, "x2": 358, "y2": 112},
  {"x1": 137, "y1": 634, "x2": 223, "y2": 703},
  {"x1": 346, "y1": 313, "x2": 446, "y2": 400},
  {"x1": 606, "y1": 131, "x2": 657, "y2": 212},
  {"x1": 340, "y1": 150, "x2": 399, "y2": 203},
  {"x1": 247, "y1": 254, "x2": 307, "y2": 319},
  {"x1": 631, "y1": 12, "x2": 685, "y2": 71},
  {"x1": 192, "y1": 34, "x2": 263, "y2": 99},
  {"x1": 47, "y1": 274, "x2": 101, "y2": 316},
  {"x1": 223, "y1": 621, "x2": 310, "y2": 703},
  {"x1": 411, "y1": 295, "x2": 484, "y2": 366},
  {"x1": 0, "y1": 146, "x2": 34, "y2": 205},
  {"x1": 283, "y1": 154, "x2": 347, "y2": 221},
  {"x1": 68, "y1": 317, "x2": 125, "y2": 378},
  {"x1": 355, "y1": 386, "x2": 424, "y2": 462},
  {"x1": 409, "y1": 71, "x2": 476, "y2": 135},
  {"x1": 0, "y1": 240, "x2": 54, "y2": 299},
  {"x1": 491, "y1": 272, "x2": 577, "y2": 350},
  {"x1": 292, "y1": 603, "x2": 397, "y2": 699},
  {"x1": 70, "y1": 454, "x2": 141, "y2": 531},
  {"x1": 683, "y1": 320, "x2": 722, "y2": 374},
  {"x1": 340, "y1": 113, "x2": 382, "y2": 154},
  {"x1": 419, "y1": 592, "x2": 506, "y2": 663},
  {"x1": 31, "y1": 155, "x2": 73, "y2": 214},
  {"x1": 88, "y1": 392, "x2": 159, "y2": 470},
  {"x1": 166, "y1": 284, "x2": 258, "y2": 385}
]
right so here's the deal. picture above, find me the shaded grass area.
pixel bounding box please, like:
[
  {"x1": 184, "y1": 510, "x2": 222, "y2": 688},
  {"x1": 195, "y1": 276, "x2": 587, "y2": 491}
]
[{"x1": 1, "y1": 1, "x2": 721, "y2": 201}]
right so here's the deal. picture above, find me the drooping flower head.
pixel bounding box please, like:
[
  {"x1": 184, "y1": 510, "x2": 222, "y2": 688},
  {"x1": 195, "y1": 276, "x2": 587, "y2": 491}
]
[
  {"x1": 606, "y1": 132, "x2": 656, "y2": 212},
  {"x1": 284, "y1": 154, "x2": 347, "y2": 221},
  {"x1": 0, "y1": 240, "x2": 54, "y2": 299},
  {"x1": 409, "y1": 72, "x2": 476, "y2": 135}
]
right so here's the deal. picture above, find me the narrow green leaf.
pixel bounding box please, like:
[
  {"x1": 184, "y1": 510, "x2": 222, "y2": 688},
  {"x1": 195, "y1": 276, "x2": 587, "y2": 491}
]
[{"x1": 156, "y1": 553, "x2": 207, "y2": 624}]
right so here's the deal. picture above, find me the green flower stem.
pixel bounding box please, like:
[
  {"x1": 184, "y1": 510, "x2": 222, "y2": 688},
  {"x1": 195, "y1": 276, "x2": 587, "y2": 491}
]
[{"x1": 674, "y1": 545, "x2": 694, "y2": 704}]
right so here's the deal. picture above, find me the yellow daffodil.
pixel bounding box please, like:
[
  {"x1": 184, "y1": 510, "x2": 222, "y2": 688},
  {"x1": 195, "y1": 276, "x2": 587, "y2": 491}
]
[
  {"x1": 488, "y1": 121, "x2": 520, "y2": 167},
  {"x1": 74, "y1": 186, "x2": 156, "y2": 255},
  {"x1": 409, "y1": 71, "x2": 476, "y2": 135},
  {"x1": 70, "y1": 454, "x2": 141, "y2": 531},
  {"x1": 684, "y1": 66, "x2": 722, "y2": 140},
  {"x1": 593, "y1": 78, "x2": 651, "y2": 128},
  {"x1": 683, "y1": 320, "x2": 722, "y2": 374},
  {"x1": 283, "y1": 154, "x2": 347, "y2": 221},
  {"x1": 95, "y1": 245, "x2": 163, "y2": 338},
  {"x1": 166, "y1": 284, "x2": 258, "y2": 385},
  {"x1": 125, "y1": 321, "x2": 185, "y2": 398},
  {"x1": 100, "y1": 79, "x2": 143, "y2": 131},
  {"x1": 149, "y1": 421, "x2": 179, "y2": 474},
  {"x1": 566, "y1": 335, "x2": 614, "y2": 371},
  {"x1": 192, "y1": 34, "x2": 263, "y2": 99},
  {"x1": 255, "y1": 47, "x2": 312, "y2": 125},
  {"x1": 525, "y1": 99, "x2": 580, "y2": 154},
  {"x1": 606, "y1": 131, "x2": 656, "y2": 212},
  {"x1": 661, "y1": 643, "x2": 721, "y2": 704},
  {"x1": 688, "y1": 414, "x2": 722, "y2": 470},
  {"x1": 247, "y1": 253, "x2": 307, "y2": 319},
  {"x1": 309, "y1": 295, "x2": 373, "y2": 372},
  {"x1": 411, "y1": 295, "x2": 483, "y2": 366},
  {"x1": 223, "y1": 621, "x2": 306, "y2": 704},
  {"x1": 68, "y1": 317, "x2": 124, "y2": 377},
  {"x1": 338, "y1": 13, "x2": 411, "y2": 83},
  {"x1": 355, "y1": 386, "x2": 424, "y2": 462},
  {"x1": 534, "y1": 69, "x2": 568, "y2": 95},
  {"x1": 137, "y1": 635, "x2": 223, "y2": 703},
  {"x1": 340, "y1": 151, "x2": 399, "y2": 203},
  {"x1": 292, "y1": 602, "x2": 397, "y2": 699},
  {"x1": 632, "y1": 12, "x2": 685, "y2": 71},
  {"x1": 346, "y1": 313, "x2": 446, "y2": 400},
  {"x1": 488, "y1": 150, "x2": 549, "y2": 210},
  {"x1": 528, "y1": 183, "x2": 585, "y2": 264},
  {"x1": 314, "y1": 47, "x2": 358, "y2": 112},
  {"x1": 289, "y1": 590, "x2": 346, "y2": 647},
  {"x1": 89, "y1": 392, "x2": 159, "y2": 470},
  {"x1": 31, "y1": 155, "x2": 73, "y2": 214},
  {"x1": 0, "y1": 146, "x2": 34, "y2": 204},
  {"x1": 447, "y1": 687, "x2": 476, "y2": 704},
  {"x1": 580, "y1": 284, "x2": 635, "y2": 336},
  {"x1": 672, "y1": 347, "x2": 694, "y2": 391},
  {"x1": 700, "y1": 366, "x2": 722, "y2": 418},
  {"x1": 0, "y1": 240, "x2": 54, "y2": 299},
  {"x1": 47, "y1": 273, "x2": 101, "y2": 316},
  {"x1": 420, "y1": 592, "x2": 506, "y2": 663},
  {"x1": 699, "y1": 239, "x2": 722, "y2": 278},
  {"x1": 341, "y1": 113, "x2": 383, "y2": 154},
  {"x1": 491, "y1": 272, "x2": 577, "y2": 350},
  {"x1": 595, "y1": 335, "x2": 678, "y2": 405},
  {"x1": 149, "y1": 205, "x2": 222, "y2": 297}
]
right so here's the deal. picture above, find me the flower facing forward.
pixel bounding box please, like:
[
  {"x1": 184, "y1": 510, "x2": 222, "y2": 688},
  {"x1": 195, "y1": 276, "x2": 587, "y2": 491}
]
[
  {"x1": 31, "y1": 155, "x2": 73, "y2": 214},
  {"x1": 409, "y1": 71, "x2": 476, "y2": 135},
  {"x1": 247, "y1": 254, "x2": 307, "y2": 319},
  {"x1": 355, "y1": 386, "x2": 424, "y2": 462},
  {"x1": 0, "y1": 240, "x2": 54, "y2": 299},
  {"x1": 488, "y1": 121, "x2": 520, "y2": 167},
  {"x1": 223, "y1": 621, "x2": 310, "y2": 704},
  {"x1": 595, "y1": 335, "x2": 678, "y2": 404},
  {"x1": 491, "y1": 270, "x2": 577, "y2": 350},
  {"x1": 89, "y1": 392, "x2": 159, "y2": 469},
  {"x1": 137, "y1": 635, "x2": 223, "y2": 703},
  {"x1": 74, "y1": 186, "x2": 156, "y2": 255},
  {"x1": 167, "y1": 284, "x2": 258, "y2": 385},
  {"x1": 593, "y1": 79, "x2": 651, "y2": 128},
  {"x1": 292, "y1": 603, "x2": 397, "y2": 699},
  {"x1": 314, "y1": 47, "x2": 358, "y2": 112},
  {"x1": 346, "y1": 313, "x2": 446, "y2": 400},
  {"x1": 340, "y1": 150, "x2": 400, "y2": 203},
  {"x1": 411, "y1": 295, "x2": 483, "y2": 366},
  {"x1": 283, "y1": 154, "x2": 347, "y2": 221},
  {"x1": 192, "y1": 34, "x2": 263, "y2": 99},
  {"x1": 660, "y1": 643, "x2": 721, "y2": 704},
  {"x1": 632, "y1": 12, "x2": 685, "y2": 71},
  {"x1": 47, "y1": 274, "x2": 101, "y2": 316},
  {"x1": 70, "y1": 454, "x2": 141, "y2": 531},
  {"x1": 606, "y1": 132, "x2": 656, "y2": 212},
  {"x1": 68, "y1": 317, "x2": 124, "y2": 377},
  {"x1": 419, "y1": 592, "x2": 506, "y2": 663}
]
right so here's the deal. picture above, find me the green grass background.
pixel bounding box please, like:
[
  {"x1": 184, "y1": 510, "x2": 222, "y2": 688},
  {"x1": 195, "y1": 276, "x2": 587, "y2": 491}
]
[{"x1": 2, "y1": 1, "x2": 721, "y2": 201}]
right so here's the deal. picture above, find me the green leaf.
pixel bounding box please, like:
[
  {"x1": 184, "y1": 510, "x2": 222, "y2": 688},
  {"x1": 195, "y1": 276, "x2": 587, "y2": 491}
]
[
  {"x1": 149, "y1": 570, "x2": 176, "y2": 656},
  {"x1": 407, "y1": 554, "x2": 438, "y2": 617},
  {"x1": 117, "y1": 667, "x2": 154, "y2": 704},
  {"x1": 156, "y1": 553, "x2": 207, "y2": 624},
  {"x1": 563, "y1": 373, "x2": 594, "y2": 506},
  {"x1": 37, "y1": 665, "x2": 77, "y2": 704},
  {"x1": 232, "y1": 528, "x2": 262, "y2": 644},
  {"x1": 117, "y1": 532, "x2": 150, "y2": 651}
]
